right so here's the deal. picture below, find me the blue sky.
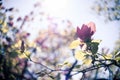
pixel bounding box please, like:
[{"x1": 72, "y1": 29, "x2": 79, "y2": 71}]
[{"x1": 3, "y1": 0, "x2": 120, "y2": 52}]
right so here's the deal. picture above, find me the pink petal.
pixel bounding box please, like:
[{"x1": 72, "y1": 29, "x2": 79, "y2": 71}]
[
  {"x1": 87, "y1": 22, "x2": 96, "y2": 35},
  {"x1": 77, "y1": 26, "x2": 81, "y2": 36},
  {"x1": 80, "y1": 24, "x2": 91, "y2": 39}
]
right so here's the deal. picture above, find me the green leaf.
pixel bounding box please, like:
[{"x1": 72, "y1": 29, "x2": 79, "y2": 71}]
[
  {"x1": 115, "y1": 57, "x2": 120, "y2": 65},
  {"x1": 115, "y1": 51, "x2": 120, "y2": 58},
  {"x1": 87, "y1": 42, "x2": 100, "y2": 54},
  {"x1": 75, "y1": 65, "x2": 81, "y2": 68}
]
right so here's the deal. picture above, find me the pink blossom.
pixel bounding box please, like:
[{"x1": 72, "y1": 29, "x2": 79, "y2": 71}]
[{"x1": 77, "y1": 22, "x2": 96, "y2": 42}]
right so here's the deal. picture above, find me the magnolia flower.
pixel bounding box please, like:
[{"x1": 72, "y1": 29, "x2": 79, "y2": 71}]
[{"x1": 77, "y1": 22, "x2": 96, "y2": 42}]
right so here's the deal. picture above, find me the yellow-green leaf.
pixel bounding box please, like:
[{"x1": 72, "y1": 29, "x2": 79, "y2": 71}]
[
  {"x1": 69, "y1": 39, "x2": 81, "y2": 49},
  {"x1": 27, "y1": 41, "x2": 36, "y2": 47},
  {"x1": 14, "y1": 40, "x2": 21, "y2": 48},
  {"x1": 18, "y1": 51, "x2": 31, "y2": 59},
  {"x1": 83, "y1": 59, "x2": 92, "y2": 66},
  {"x1": 58, "y1": 57, "x2": 75, "y2": 69},
  {"x1": 91, "y1": 39, "x2": 102, "y2": 43},
  {"x1": 115, "y1": 57, "x2": 120, "y2": 63},
  {"x1": 63, "y1": 61, "x2": 72, "y2": 67},
  {"x1": 1, "y1": 26, "x2": 8, "y2": 33},
  {"x1": 0, "y1": 19, "x2": 2, "y2": 24},
  {"x1": 75, "y1": 50, "x2": 86, "y2": 61},
  {"x1": 115, "y1": 51, "x2": 120, "y2": 58},
  {"x1": 103, "y1": 54, "x2": 112, "y2": 59},
  {"x1": 115, "y1": 57, "x2": 120, "y2": 61}
]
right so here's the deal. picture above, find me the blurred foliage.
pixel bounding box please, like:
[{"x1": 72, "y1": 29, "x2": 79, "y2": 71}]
[
  {"x1": 113, "y1": 30, "x2": 120, "y2": 52},
  {"x1": 0, "y1": 16, "x2": 37, "y2": 80},
  {"x1": 0, "y1": 1, "x2": 37, "y2": 80},
  {"x1": 0, "y1": 0, "x2": 76, "y2": 79},
  {"x1": 92, "y1": 0, "x2": 120, "y2": 21}
]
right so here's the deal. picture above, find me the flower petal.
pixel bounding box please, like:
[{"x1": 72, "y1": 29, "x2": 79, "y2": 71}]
[
  {"x1": 76, "y1": 22, "x2": 96, "y2": 42},
  {"x1": 87, "y1": 22, "x2": 96, "y2": 35},
  {"x1": 76, "y1": 27, "x2": 81, "y2": 37},
  {"x1": 80, "y1": 24, "x2": 91, "y2": 41}
]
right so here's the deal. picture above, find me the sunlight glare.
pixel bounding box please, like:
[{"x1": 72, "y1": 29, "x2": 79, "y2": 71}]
[{"x1": 44, "y1": 0, "x2": 68, "y2": 17}]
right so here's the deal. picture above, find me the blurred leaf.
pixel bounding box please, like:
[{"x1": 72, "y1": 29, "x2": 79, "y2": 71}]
[
  {"x1": 9, "y1": 51, "x2": 18, "y2": 58},
  {"x1": 16, "y1": 50, "x2": 21, "y2": 54},
  {"x1": 115, "y1": 51, "x2": 120, "y2": 63},
  {"x1": 18, "y1": 51, "x2": 31, "y2": 59},
  {"x1": 16, "y1": 17, "x2": 22, "y2": 22},
  {"x1": 103, "y1": 54, "x2": 112, "y2": 59},
  {"x1": 115, "y1": 51, "x2": 120, "y2": 58},
  {"x1": 1, "y1": 21, "x2": 7, "y2": 27},
  {"x1": 75, "y1": 50, "x2": 86, "y2": 61},
  {"x1": 27, "y1": 41, "x2": 36, "y2": 47},
  {"x1": 83, "y1": 58, "x2": 92, "y2": 66},
  {"x1": 69, "y1": 39, "x2": 81, "y2": 49},
  {"x1": 75, "y1": 65, "x2": 81, "y2": 68},
  {"x1": 63, "y1": 60, "x2": 72, "y2": 68},
  {"x1": 93, "y1": 0, "x2": 120, "y2": 21},
  {"x1": 91, "y1": 39, "x2": 102, "y2": 43},
  {"x1": 0, "y1": 19, "x2": 2, "y2": 24},
  {"x1": 59, "y1": 57, "x2": 76, "y2": 69},
  {"x1": 13, "y1": 40, "x2": 21, "y2": 48},
  {"x1": 8, "y1": 15, "x2": 14, "y2": 21},
  {"x1": 115, "y1": 57, "x2": 120, "y2": 61},
  {"x1": 1, "y1": 26, "x2": 8, "y2": 33},
  {"x1": 75, "y1": 50, "x2": 92, "y2": 66},
  {"x1": 87, "y1": 42, "x2": 100, "y2": 54},
  {"x1": 8, "y1": 8, "x2": 14, "y2": 11},
  {"x1": 115, "y1": 57, "x2": 120, "y2": 63},
  {"x1": 49, "y1": 75, "x2": 54, "y2": 79},
  {"x1": 7, "y1": 21, "x2": 13, "y2": 26},
  {"x1": 5, "y1": 7, "x2": 14, "y2": 12}
]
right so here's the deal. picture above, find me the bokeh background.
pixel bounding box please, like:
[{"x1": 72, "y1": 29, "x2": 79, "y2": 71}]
[
  {"x1": 3, "y1": 0, "x2": 120, "y2": 51},
  {"x1": 0, "y1": 0, "x2": 120, "y2": 80}
]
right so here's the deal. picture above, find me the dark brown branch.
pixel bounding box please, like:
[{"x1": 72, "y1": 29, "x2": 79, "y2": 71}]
[{"x1": 65, "y1": 60, "x2": 77, "y2": 80}]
